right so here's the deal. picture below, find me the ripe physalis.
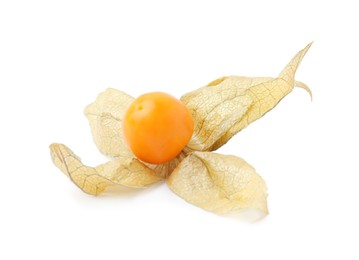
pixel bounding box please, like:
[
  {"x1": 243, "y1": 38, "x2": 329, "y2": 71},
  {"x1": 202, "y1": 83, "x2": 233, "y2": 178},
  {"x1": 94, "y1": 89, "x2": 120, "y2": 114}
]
[{"x1": 50, "y1": 43, "x2": 312, "y2": 218}]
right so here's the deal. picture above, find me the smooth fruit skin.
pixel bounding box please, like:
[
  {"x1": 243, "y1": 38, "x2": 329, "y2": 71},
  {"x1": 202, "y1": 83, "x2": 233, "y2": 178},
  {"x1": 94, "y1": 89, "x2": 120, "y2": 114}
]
[{"x1": 123, "y1": 92, "x2": 194, "y2": 164}]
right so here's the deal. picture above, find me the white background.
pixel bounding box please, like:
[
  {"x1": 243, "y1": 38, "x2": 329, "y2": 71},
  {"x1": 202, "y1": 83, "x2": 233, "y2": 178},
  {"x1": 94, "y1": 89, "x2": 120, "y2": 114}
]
[{"x1": 1, "y1": 0, "x2": 358, "y2": 259}]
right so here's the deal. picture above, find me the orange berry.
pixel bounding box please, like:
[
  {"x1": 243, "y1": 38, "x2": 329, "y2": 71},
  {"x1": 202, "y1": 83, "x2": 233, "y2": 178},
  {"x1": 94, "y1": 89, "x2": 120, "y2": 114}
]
[{"x1": 123, "y1": 92, "x2": 194, "y2": 164}]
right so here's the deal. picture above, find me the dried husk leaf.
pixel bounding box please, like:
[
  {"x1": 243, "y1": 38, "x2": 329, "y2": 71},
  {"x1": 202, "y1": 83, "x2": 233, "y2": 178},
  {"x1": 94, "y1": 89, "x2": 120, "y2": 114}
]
[
  {"x1": 50, "y1": 143, "x2": 162, "y2": 195},
  {"x1": 167, "y1": 151, "x2": 268, "y2": 214},
  {"x1": 84, "y1": 88, "x2": 134, "y2": 158},
  {"x1": 180, "y1": 85, "x2": 252, "y2": 151},
  {"x1": 182, "y1": 43, "x2": 312, "y2": 151}
]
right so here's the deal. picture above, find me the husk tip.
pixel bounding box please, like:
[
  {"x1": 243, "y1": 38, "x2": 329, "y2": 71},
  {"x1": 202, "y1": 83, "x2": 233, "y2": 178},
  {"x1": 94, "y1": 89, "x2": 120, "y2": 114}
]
[{"x1": 295, "y1": 81, "x2": 313, "y2": 101}]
